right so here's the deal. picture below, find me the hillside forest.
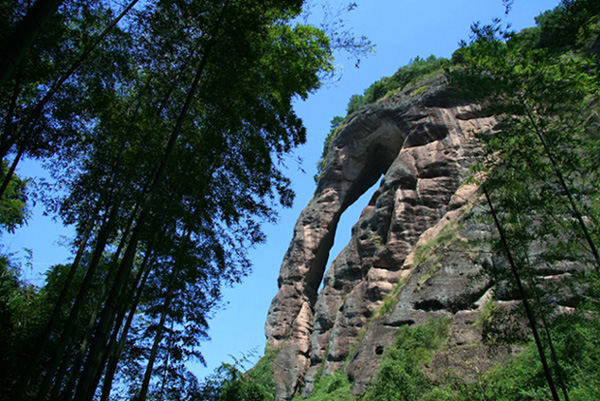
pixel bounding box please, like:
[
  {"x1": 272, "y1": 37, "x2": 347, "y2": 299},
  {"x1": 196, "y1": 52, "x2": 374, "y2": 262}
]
[{"x1": 1, "y1": 0, "x2": 600, "y2": 401}]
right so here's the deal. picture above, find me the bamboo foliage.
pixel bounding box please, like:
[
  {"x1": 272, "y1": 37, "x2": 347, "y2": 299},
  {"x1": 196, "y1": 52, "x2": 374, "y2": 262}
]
[{"x1": 0, "y1": 0, "x2": 347, "y2": 399}]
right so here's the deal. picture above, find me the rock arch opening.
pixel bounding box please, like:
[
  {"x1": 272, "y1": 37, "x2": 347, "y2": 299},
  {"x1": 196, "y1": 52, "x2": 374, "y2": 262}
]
[
  {"x1": 304, "y1": 127, "x2": 402, "y2": 301},
  {"x1": 317, "y1": 181, "x2": 379, "y2": 293}
]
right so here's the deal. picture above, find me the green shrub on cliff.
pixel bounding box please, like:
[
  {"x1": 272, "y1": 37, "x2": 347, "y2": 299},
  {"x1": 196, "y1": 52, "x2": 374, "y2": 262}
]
[
  {"x1": 301, "y1": 370, "x2": 354, "y2": 401},
  {"x1": 362, "y1": 318, "x2": 451, "y2": 401},
  {"x1": 437, "y1": 313, "x2": 600, "y2": 401},
  {"x1": 346, "y1": 55, "x2": 449, "y2": 115},
  {"x1": 196, "y1": 347, "x2": 278, "y2": 401}
]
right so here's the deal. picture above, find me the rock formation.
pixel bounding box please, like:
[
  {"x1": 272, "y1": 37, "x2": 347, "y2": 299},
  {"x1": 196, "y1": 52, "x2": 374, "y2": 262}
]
[{"x1": 263, "y1": 76, "x2": 574, "y2": 400}]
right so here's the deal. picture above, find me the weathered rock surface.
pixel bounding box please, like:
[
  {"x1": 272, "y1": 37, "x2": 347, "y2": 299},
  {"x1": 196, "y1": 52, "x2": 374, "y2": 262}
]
[{"x1": 263, "y1": 77, "x2": 507, "y2": 399}]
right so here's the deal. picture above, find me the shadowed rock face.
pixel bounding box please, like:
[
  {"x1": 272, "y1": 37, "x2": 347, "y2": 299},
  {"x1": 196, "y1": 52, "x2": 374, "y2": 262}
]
[{"x1": 264, "y1": 77, "x2": 499, "y2": 399}]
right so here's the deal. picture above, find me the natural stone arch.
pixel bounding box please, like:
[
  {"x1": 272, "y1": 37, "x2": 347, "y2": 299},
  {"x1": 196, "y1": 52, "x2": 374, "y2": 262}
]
[
  {"x1": 265, "y1": 77, "x2": 497, "y2": 400},
  {"x1": 264, "y1": 104, "x2": 407, "y2": 400}
]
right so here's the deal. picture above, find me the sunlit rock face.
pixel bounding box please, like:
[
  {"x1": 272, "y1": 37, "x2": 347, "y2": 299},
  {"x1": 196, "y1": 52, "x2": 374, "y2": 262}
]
[{"x1": 264, "y1": 76, "x2": 500, "y2": 400}]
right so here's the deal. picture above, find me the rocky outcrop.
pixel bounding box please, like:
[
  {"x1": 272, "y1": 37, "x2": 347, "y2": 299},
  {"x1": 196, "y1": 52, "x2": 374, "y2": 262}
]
[{"x1": 264, "y1": 76, "x2": 500, "y2": 399}]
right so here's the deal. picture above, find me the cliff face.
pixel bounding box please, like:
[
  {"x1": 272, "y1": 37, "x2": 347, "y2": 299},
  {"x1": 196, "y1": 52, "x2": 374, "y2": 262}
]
[{"x1": 264, "y1": 76, "x2": 499, "y2": 399}]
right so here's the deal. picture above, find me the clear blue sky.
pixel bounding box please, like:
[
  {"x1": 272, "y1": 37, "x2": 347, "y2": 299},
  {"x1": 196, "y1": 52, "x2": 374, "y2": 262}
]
[{"x1": 4, "y1": 0, "x2": 561, "y2": 384}]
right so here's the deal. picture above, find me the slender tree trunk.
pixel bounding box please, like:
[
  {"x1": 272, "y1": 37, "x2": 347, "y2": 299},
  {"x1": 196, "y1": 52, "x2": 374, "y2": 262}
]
[
  {"x1": 0, "y1": 0, "x2": 64, "y2": 88},
  {"x1": 0, "y1": 146, "x2": 23, "y2": 199},
  {"x1": 524, "y1": 106, "x2": 600, "y2": 271},
  {"x1": 100, "y1": 261, "x2": 152, "y2": 401},
  {"x1": 483, "y1": 185, "x2": 560, "y2": 401},
  {"x1": 51, "y1": 213, "x2": 138, "y2": 401},
  {"x1": 158, "y1": 322, "x2": 173, "y2": 401},
  {"x1": 25, "y1": 213, "x2": 105, "y2": 399},
  {"x1": 517, "y1": 202, "x2": 571, "y2": 401},
  {"x1": 46, "y1": 343, "x2": 73, "y2": 401},
  {"x1": 73, "y1": 208, "x2": 147, "y2": 401},
  {"x1": 535, "y1": 282, "x2": 570, "y2": 401},
  {"x1": 517, "y1": 203, "x2": 570, "y2": 401},
  {"x1": 526, "y1": 266, "x2": 570, "y2": 401},
  {"x1": 99, "y1": 152, "x2": 194, "y2": 401},
  {"x1": 15, "y1": 202, "x2": 100, "y2": 398},
  {"x1": 35, "y1": 202, "x2": 123, "y2": 400},
  {"x1": 85, "y1": 255, "x2": 152, "y2": 401},
  {"x1": 51, "y1": 327, "x2": 88, "y2": 401},
  {"x1": 76, "y1": 180, "x2": 189, "y2": 400},
  {"x1": 21, "y1": 136, "x2": 132, "y2": 397},
  {"x1": 137, "y1": 276, "x2": 177, "y2": 401},
  {"x1": 35, "y1": 48, "x2": 192, "y2": 399}
]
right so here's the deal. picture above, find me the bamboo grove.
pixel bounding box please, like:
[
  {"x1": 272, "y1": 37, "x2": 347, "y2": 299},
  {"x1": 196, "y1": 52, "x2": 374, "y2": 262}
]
[
  {"x1": 451, "y1": 0, "x2": 600, "y2": 399},
  {"x1": 0, "y1": 0, "x2": 351, "y2": 399}
]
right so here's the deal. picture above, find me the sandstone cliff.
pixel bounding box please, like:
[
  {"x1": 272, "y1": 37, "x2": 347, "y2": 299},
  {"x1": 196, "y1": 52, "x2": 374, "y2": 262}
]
[
  {"x1": 261, "y1": 76, "x2": 491, "y2": 399},
  {"x1": 262, "y1": 76, "x2": 572, "y2": 400}
]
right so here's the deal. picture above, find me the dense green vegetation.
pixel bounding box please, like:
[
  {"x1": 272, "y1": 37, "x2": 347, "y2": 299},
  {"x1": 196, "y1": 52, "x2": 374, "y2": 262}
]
[
  {"x1": 203, "y1": 315, "x2": 599, "y2": 400},
  {"x1": 0, "y1": 162, "x2": 27, "y2": 233},
  {"x1": 0, "y1": 1, "x2": 372, "y2": 400},
  {"x1": 345, "y1": 55, "x2": 449, "y2": 115},
  {"x1": 195, "y1": 347, "x2": 279, "y2": 401},
  {"x1": 360, "y1": 318, "x2": 452, "y2": 401}
]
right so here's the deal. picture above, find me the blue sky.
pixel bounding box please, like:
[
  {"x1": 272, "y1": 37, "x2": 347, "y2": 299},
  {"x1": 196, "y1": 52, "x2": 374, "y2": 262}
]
[{"x1": 4, "y1": 0, "x2": 561, "y2": 384}]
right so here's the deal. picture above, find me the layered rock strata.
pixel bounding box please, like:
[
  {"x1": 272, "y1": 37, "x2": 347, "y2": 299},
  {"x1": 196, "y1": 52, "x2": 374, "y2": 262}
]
[{"x1": 264, "y1": 77, "x2": 499, "y2": 399}]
